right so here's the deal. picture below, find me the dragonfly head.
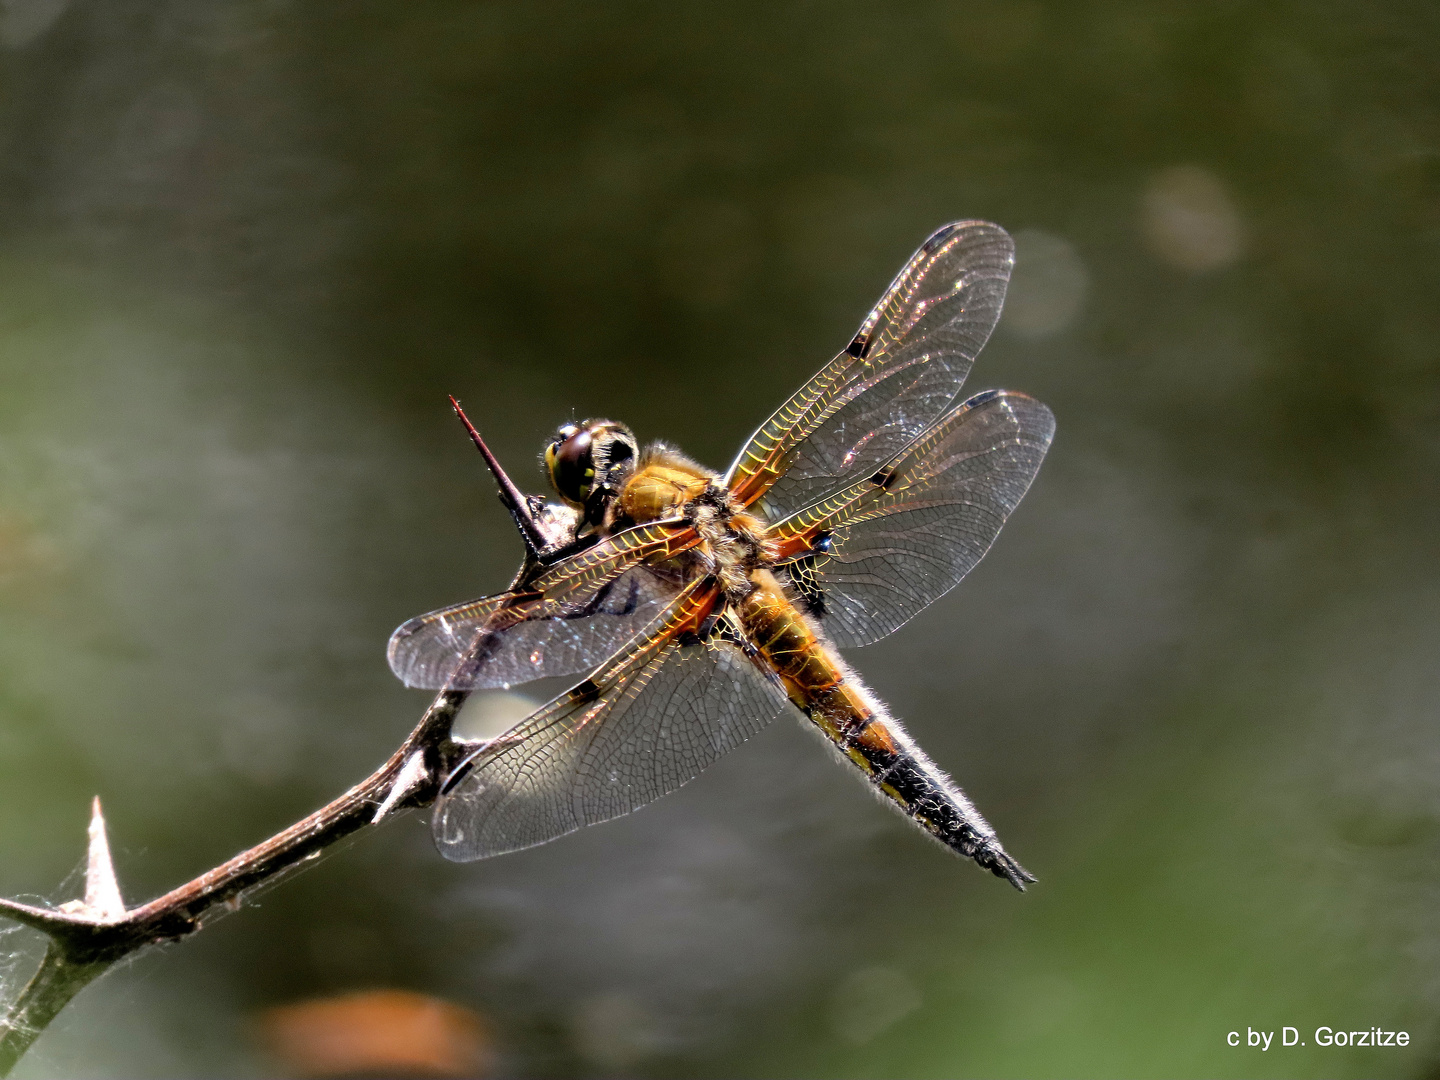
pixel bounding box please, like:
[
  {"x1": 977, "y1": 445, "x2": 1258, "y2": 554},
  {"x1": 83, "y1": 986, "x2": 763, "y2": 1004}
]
[{"x1": 545, "y1": 419, "x2": 639, "y2": 521}]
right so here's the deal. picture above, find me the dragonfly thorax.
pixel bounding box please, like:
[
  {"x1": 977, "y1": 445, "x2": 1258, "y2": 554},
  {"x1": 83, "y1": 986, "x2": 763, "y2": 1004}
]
[
  {"x1": 683, "y1": 480, "x2": 773, "y2": 598},
  {"x1": 617, "y1": 458, "x2": 710, "y2": 523},
  {"x1": 614, "y1": 447, "x2": 772, "y2": 598}
]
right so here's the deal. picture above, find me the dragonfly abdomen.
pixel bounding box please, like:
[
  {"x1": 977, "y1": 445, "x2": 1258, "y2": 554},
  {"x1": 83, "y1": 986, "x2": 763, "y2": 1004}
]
[{"x1": 738, "y1": 576, "x2": 1035, "y2": 890}]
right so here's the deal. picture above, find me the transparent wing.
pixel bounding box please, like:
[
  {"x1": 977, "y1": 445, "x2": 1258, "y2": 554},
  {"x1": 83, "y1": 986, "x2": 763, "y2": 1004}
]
[
  {"x1": 725, "y1": 222, "x2": 1014, "y2": 520},
  {"x1": 433, "y1": 580, "x2": 794, "y2": 861},
  {"x1": 389, "y1": 565, "x2": 689, "y2": 691},
  {"x1": 387, "y1": 520, "x2": 698, "y2": 690},
  {"x1": 767, "y1": 390, "x2": 1054, "y2": 648}
]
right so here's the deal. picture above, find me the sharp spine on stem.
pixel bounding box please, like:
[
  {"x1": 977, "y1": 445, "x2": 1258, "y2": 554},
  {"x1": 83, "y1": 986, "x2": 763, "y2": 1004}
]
[
  {"x1": 449, "y1": 395, "x2": 547, "y2": 557},
  {"x1": 83, "y1": 796, "x2": 126, "y2": 921}
]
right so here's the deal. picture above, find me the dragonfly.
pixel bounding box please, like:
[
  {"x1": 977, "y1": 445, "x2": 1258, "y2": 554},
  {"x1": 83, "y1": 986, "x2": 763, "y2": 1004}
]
[{"x1": 388, "y1": 221, "x2": 1054, "y2": 889}]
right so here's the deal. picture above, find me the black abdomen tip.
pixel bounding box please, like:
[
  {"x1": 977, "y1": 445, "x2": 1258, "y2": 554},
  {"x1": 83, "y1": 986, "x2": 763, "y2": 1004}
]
[{"x1": 978, "y1": 842, "x2": 1036, "y2": 892}]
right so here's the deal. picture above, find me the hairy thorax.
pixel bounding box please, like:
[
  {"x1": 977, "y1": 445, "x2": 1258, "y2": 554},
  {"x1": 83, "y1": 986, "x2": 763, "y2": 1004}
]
[{"x1": 617, "y1": 447, "x2": 774, "y2": 599}]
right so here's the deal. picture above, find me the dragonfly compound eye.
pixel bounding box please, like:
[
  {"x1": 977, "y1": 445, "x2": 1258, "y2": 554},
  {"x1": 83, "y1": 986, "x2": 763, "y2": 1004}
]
[
  {"x1": 546, "y1": 420, "x2": 639, "y2": 518},
  {"x1": 546, "y1": 424, "x2": 594, "y2": 506}
]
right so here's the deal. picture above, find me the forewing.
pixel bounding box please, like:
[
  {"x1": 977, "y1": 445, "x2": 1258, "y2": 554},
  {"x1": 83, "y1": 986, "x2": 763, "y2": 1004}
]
[
  {"x1": 387, "y1": 520, "x2": 697, "y2": 690},
  {"x1": 726, "y1": 222, "x2": 1014, "y2": 519},
  {"x1": 387, "y1": 565, "x2": 687, "y2": 690},
  {"x1": 768, "y1": 390, "x2": 1054, "y2": 648},
  {"x1": 432, "y1": 581, "x2": 793, "y2": 861}
]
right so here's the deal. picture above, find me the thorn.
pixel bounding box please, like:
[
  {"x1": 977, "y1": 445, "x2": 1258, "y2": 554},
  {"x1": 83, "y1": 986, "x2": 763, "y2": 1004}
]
[
  {"x1": 84, "y1": 797, "x2": 126, "y2": 921},
  {"x1": 0, "y1": 894, "x2": 101, "y2": 939},
  {"x1": 372, "y1": 751, "x2": 429, "y2": 824},
  {"x1": 448, "y1": 396, "x2": 547, "y2": 557}
]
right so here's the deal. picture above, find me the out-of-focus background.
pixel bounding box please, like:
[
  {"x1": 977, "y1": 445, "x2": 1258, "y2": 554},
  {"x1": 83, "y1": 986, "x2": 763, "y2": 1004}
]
[{"x1": 0, "y1": 1, "x2": 1437, "y2": 1077}]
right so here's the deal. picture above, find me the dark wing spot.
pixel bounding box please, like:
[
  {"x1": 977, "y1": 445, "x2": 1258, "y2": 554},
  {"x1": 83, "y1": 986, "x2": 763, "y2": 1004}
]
[
  {"x1": 785, "y1": 557, "x2": 827, "y2": 618},
  {"x1": 921, "y1": 222, "x2": 961, "y2": 254},
  {"x1": 711, "y1": 611, "x2": 747, "y2": 646},
  {"x1": 696, "y1": 608, "x2": 722, "y2": 642},
  {"x1": 963, "y1": 388, "x2": 1003, "y2": 409},
  {"x1": 440, "y1": 754, "x2": 478, "y2": 796}
]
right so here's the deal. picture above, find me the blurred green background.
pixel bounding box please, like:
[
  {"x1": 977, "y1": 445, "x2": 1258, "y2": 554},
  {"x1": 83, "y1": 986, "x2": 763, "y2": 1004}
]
[{"x1": 0, "y1": 1, "x2": 1437, "y2": 1076}]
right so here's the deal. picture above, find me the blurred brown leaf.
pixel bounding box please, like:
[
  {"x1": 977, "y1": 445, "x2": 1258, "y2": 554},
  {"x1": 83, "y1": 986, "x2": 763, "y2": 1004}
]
[{"x1": 257, "y1": 989, "x2": 491, "y2": 1078}]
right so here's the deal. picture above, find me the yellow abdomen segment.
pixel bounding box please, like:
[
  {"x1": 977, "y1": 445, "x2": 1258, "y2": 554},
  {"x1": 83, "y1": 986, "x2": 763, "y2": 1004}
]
[{"x1": 738, "y1": 576, "x2": 897, "y2": 770}]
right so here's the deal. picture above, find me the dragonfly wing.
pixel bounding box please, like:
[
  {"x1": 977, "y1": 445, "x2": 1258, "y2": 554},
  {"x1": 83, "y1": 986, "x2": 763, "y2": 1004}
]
[
  {"x1": 768, "y1": 390, "x2": 1054, "y2": 648},
  {"x1": 433, "y1": 580, "x2": 793, "y2": 861},
  {"x1": 387, "y1": 564, "x2": 686, "y2": 690},
  {"x1": 387, "y1": 520, "x2": 697, "y2": 690},
  {"x1": 726, "y1": 222, "x2": 1014, "y2": 520}
]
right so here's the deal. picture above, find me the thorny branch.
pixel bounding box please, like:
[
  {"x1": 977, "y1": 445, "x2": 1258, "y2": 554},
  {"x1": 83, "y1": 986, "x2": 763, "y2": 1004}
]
[
  {"x1": 0, "y1": 399, "x2": 539, "y2": 1075},
  {"x1": 0, "y1": 685, "x2": 472, "y2": 1075}
]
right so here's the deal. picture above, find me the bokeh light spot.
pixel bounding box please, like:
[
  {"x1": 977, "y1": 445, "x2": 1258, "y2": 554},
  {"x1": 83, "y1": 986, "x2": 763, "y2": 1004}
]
[
  {"x1": 257, "y1": 989, "x2": 491, "y2": 1078},
  {"x1": 1141, "y1": 165, "x2": 1245, "y2": 273}
]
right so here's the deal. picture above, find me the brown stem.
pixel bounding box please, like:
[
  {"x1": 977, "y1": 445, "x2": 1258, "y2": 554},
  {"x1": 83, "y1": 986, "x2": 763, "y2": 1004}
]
[
  {"x1": 0, "y1": 393, "x2": 558, "y2": 1074},
  {"x1": 0, "y1": 686, "x2": 472, "y2": 1076}
]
